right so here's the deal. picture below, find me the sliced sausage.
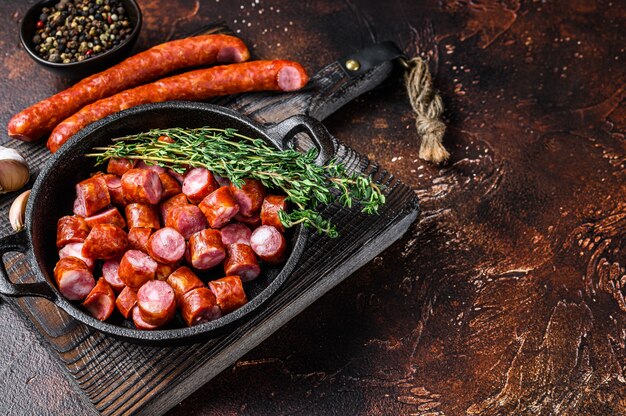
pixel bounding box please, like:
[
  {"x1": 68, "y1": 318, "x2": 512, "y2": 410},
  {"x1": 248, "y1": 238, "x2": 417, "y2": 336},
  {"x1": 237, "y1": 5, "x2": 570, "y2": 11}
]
[
  {"x1": 75, "y1": 176, "x2": 111, "y2": 217},
  {"x1": 224, "y1": 243, "x2": 261, "y2": 282},
  {"x1": 107, "y1": 158, "x2": 135, "y2": 177},
  {"x1": 229, "y1": 179, "x2": 266, "y2": 217},
  {"x1": 101, "y1": 259, "x2": 125, "y2": 293},
  {"x1": 159, "y1": 172, "x2": 183, "y2": 200},
  {"x1": 85, "y1": 206, "x2": 126, "y2": 229},
  {"x1": 127, "y1": 227, "x2": 152, "y2": 253},
  {"x1": 214, "y1": 174, "x2": 231, "y2": 188},
  {"x1": 188, "y1": 229, "x2": 225, "y2": 270},
  {"x1": 125, "y1": 203, "x2": 161, "y2": 229},
  {"x1": 182, "y1": 167, "x2": 218, "y2": 204},
  {"x1": 260, "y1": 195, "x2": 287, "y2": 232},
  {"x1": 137, "y1": 280, "x2": 176, "y2": 326},
  {"x1": 159, "y1": 193, "x2": 188, "y2": 223},
  {"x1": 118, "y1": 249, "x2": 158, "y2": 289},
  {"x1": 53, "y1": 257, "x2": 95, "y2": 301},
  {"x1": 81, "y1": 223, "x2": 128, "y2": 259},
  {"x1": 56, "y1": 215, "x2": 90, "y2": 248},
  {"x1": 132, "y1": 306, "x2": 159, "y2": 330},
  {"x1": 198, "y1": 186, "x2": 240, "y2": 228},
  {"x1": 166, "y1": 266, "x2": 204, "y2": 303},
  {"x1": 73, "y1": 197, "x2": 87, "y2": 217},
  {"x1": 233, "y1": 212, "x2": 262, "y2": 229},
  {"x1": 220, "y1": 223, "x2": 252, "y2": 246},
  {"x1": 208, "y1": 275, "x2": 248, "y2": 314},
  {"x1": 47, "y1": 60, "x2": 309, "y2": 152},
  {"x1": 11, "y1": 34, "x2": 250, "y2": 143},
  {"x1": 96, "y1": 173, "x2": 126, "y2": 207},
  {"x1": 180, "y1": 287, "x2": 222, "y2": 327},
  {"x1": 158, "y1": 135, "x2": 175, "y2": 144},
  {"x1": 59, "y1": 242, "x2": 95, "y2": 270},
  {"x1": 147, "y1": 227, "x2": 186, "y2": 264},
  {"x1": 115, "y1": 286, "x2": 137, "y2": 319},
  {"x1": 165, "y1": 204, "x2": 207, "y2": 239},
  {"x1": 82, "y1": 278, "x2": 115, "y2": 321},
  {"x1": 168, "y1": 169, "x2": 184, "y2": 185},
  {"x1": 136, "y1": 160, "x2": 166, "y2": 174},
  {"x1": 249, "y1": 225, "x2": 287, "y2": 265},
  {"x1": 155, "y1": 261, "x2": 179, "y2": 281},
  {"x1": 121, "y1": 169, "x2": 163, "y2": 205}
]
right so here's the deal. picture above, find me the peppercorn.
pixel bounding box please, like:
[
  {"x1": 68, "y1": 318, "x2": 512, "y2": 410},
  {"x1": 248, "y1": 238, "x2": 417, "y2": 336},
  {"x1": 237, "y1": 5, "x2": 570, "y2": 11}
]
[{"x1": 31, "y1": 0, "x2": 133, "y2": 63}]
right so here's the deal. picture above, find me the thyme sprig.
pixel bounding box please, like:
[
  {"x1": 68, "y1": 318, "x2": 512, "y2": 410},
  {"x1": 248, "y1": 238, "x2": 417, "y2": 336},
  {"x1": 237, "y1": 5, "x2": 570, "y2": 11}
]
[{"x1": 86, "y1": 127, "x2": 385, "y2": 237}]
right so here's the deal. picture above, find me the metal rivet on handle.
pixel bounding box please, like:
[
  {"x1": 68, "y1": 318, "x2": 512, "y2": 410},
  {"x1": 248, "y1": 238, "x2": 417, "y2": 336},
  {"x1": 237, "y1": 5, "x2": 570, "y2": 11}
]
[{"x1": 345, "y1": 59, "x2": 361, "y2": 71}]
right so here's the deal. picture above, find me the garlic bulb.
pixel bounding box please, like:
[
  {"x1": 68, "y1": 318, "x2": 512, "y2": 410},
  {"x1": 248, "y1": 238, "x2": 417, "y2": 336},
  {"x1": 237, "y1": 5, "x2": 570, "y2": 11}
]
[
  {"x1": 0, "y1": 147, "x2": 29, "y2": 193},
  {"x1": 9, "y1": 190, "x2": 30, "y2": 231}
]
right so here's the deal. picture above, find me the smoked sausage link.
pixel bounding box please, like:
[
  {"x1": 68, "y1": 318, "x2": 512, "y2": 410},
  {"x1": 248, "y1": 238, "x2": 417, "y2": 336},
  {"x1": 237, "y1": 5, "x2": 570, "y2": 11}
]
[
  {"x1": 137, "y1": 280, "x2": 176, "y2": 326},
  {"x1": 115, "y1": 286, "x2": 137, "y2": 319},
  {"x1": 208, "y1": 275, "x2": 248, "y2": 314},
  {"x1": 82, "y1": 278, "x2": 116, "y2": 321},
  {"x1": 54, "y1": 257, "x2": 95, "y2": 301},
  {"x1": 47, "y1": 60, "x2": 310, "y2": 152},
  {"x1": 188, "y1": 229, "x2": 225, "y2": 270},
  {"x1": 180, "y1": 287, "x2": 222, "y2": 327},
  {"x1": 81, "y1": 224, "x2": 128, "y2": 259},
  {"x1": 56, "y1": 215, "x2": 90, "y2": 248},
  {"x1": 9, "y1": 35, "x2": 250, "y2": 142},
  {"x1": 166, "y1": 266, "x2": 204, "y2": 303},
  {"x1": 224, "y1": 243, "x2": 261, "y2": 282}
]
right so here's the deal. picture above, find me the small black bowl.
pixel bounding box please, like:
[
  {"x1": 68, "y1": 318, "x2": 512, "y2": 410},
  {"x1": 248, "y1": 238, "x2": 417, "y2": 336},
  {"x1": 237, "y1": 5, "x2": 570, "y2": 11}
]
[{"x1": 20, "y1": 0, "x2": 142, "y2": 79}]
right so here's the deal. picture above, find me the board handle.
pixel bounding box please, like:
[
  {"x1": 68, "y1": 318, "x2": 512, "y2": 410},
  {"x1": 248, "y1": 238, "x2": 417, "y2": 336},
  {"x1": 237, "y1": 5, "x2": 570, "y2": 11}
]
[
  {"x1": 266, "y1": 115, "x2": 335, "y2": 166},
  {"x1": 0, "y1": 230, "x2": 57, "y2": 300}
]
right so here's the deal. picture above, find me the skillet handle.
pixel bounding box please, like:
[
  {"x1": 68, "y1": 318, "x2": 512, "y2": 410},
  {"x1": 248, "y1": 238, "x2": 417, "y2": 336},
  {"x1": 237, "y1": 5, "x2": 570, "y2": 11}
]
[
  {"x1": 266, "y1": 115, "x2": 335, "y2": 166},
  {"x1": 0, "y1": 230, "x2": 57, "y2": 300}
]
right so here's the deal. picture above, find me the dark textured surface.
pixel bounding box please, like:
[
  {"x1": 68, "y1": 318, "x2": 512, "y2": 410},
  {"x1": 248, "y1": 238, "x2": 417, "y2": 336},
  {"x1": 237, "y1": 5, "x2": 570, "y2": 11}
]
[{"x1": 0, "y1": 0, "x2": 625, "y2": 415}]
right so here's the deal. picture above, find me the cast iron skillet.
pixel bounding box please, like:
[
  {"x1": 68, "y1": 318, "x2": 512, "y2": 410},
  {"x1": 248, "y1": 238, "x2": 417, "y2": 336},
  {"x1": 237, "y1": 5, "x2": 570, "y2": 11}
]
[{"x1": 0, "y1": 101, "x2": 335, "y2": 345}]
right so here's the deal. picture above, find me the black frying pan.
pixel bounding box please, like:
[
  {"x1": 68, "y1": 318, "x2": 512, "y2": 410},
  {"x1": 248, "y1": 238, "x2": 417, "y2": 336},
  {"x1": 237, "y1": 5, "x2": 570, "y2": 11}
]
[{"x1": 0, "y1": 101, "x2": 335, "y2": 345}]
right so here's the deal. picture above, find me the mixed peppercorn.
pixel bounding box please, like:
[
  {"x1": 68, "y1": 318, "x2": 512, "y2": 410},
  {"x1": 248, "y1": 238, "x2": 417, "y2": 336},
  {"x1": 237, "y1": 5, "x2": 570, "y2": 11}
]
[{"x1": 32, "y1": 0, "x2": 133, "y2": 64}]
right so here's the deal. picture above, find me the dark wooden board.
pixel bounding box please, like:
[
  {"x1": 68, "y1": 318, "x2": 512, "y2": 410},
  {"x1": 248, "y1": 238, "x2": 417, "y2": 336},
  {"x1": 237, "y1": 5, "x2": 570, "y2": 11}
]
[{"x1": 1, "y1": 52, "x2": 418, "y2": 415}]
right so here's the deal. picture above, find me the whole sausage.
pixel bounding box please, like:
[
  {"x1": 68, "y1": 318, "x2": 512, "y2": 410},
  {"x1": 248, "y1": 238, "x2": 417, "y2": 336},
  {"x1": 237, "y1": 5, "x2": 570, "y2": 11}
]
[
  {"x1": 101, "y1": 259, "x2": 125, "y2": 293},
  {"x1": 165, "y1": 204, "x2": 207, "y2": 240},
  {"x1": 132, "y1": 306, "x2": 158, "y2": 330},
  {"x1": 188, "y1": 229, "x2": 225, "y2": 270},
  {"x1": 115, "y1": 286, "x2": 137, "y2": 319},
  {"x1": 229, "y1": 179, "x2": 266, "y2": 217},
  {"x1": 159, "y1": 172, "x2": 183, "y2": 200},
  {"x1": 180, "y1": 287, "x2": 222, "y2": 327},
  {"x1": 81, "y1": 224, "x2": 128, "y2": 259},
  {"x1": 137, "y1": 280, "x2": 176, "y2": 326},
  {"x1": 118, "y1": 249, "x2": 158, "y2": 289},
  {"x1": 121, "y1": 169, "x2": 163, "y2": 205},
  {"x1": 82, "y1": 278, "x2": 115, "y2": 321},
  {"x1": 249, "y1": 225, "x2": 287, "y2": 264},
  {"x1": 53, "y1": 256, "x2": 95, "y2": 301},
  {"x1": 56, "y1": 215, "x2": 90, "y2": 248},
  {"x1": 107, "y1": 158, "x2": 135, "y2": 177},
  {"x1": 127, "y1": 227, "x2": 152, "y2": 252},
  {"x1": 147, "y1": 227, "x2": 186, "y2": 264},
  {"x1": 208, "y1": 275, "x2": 248, "y2": 314},
  {"x1": 125, "y1": 203, "x2": 161, "y2": 229},
  {"x1": 220, "y1": 223, "x2": 252, "y2": 246},
  {"x1": 224, "y1": 243, "x2": 261, "y2": 282},
  {"x1": 47, "y1": 60, "x2": 310, "y2": 152},
  {"x1": 166, "y1": 266, "x2": 204, "y2": 302},
  {"x1": 260, "y1": 195, "x2": 287, "y2": 232},
  {"x1": 85, "y1": 206, "x2": 126, "y2": 229},
  {"x1": 9, "y1": 35, "x2": 250, "y2": 142},
  {"x1": 59, "y1": 242, "x2": 95, "y2": 270},
  {"x1": 182, "y1": 167, "x2": 218, "y2": 204},
  {"x1": 198, "y1": 186, "x2": 240, "y2": 228},
  {"x1": 159, "y1": 193, "x2": 188, "y2": 223},
  {"x1": 75, "y1": 176, "x2": 111, "y2": 217}
]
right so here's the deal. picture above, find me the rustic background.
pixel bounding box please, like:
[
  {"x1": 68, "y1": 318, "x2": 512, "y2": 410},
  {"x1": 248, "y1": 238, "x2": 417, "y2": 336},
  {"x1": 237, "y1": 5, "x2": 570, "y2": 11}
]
[{"x1": 0, "y1": 0, "x2": 625, "y2": 415}]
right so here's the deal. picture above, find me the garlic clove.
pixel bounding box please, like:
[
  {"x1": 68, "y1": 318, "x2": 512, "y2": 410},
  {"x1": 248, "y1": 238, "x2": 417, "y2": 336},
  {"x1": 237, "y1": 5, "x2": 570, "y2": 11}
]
[
  {"x1": 9, "y1": 190, "x2": 30, "y2": 232},
  {"x1": 0, "y1": 147, "x2": 29, "y2": 194}
]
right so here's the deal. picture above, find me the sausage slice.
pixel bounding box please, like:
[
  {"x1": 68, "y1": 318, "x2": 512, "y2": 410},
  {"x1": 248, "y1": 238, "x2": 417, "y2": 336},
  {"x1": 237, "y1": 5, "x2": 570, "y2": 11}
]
[
  {"x1": 220, "y1": 223, "x2": 252, "y2": 245},
  {"x1": 121, "y1": 168, "x2": 163, "y2": 205},
  {"x1": 208, "y1": 275, "x2": 248, "y2": 314},
  {"x1": 137, "y1": 280, "x2": 176, "y2": 326},
  {"x1": 147, "y1": 227, "x2": 186, "y2": 264},
  {"x1": 224, "y1": 243, "x2": 261, "y2": 282},
  {"x1": 75, "y1": 176, "x2": 111, "y2": 217},
  {"x1": 182, "y1": 167, "x2": 218, "y2": 203},
  {"x1": 115, "y1": 286, "x2": 137, "y2": 319},
  {"x1": 250, "y1": 225, "x2": 287, "y2": 265},
  {"x1": 101, "y1": 259, "x2": 125, "y2": 293},
  {"x1": 260, "y1": 195, "x2": 287, "y2": 232},
  {"x1": 229, "y1": 179, "x2": 265, "y2": 217},
  {"x1": 81, "y1": 223, "x2": 128, "y2": 259},
  {"x1": 85, "y1": 206, "x2": 126, "y2": 229},
  {"x1": 125, "y1": 203, "x2": 161, "y2": 229},
  {"x1": 198, "y1": 186, "x2": 240, "y2": 228},
  {"x1": 165, "y1": 204, "x2": 208, "y2": 239},
  {"x1": 82, "y1": 278, "x2": 115, "y2": 321},
  {"x1": 118, "y1": 249, "x2": 158, "y2": 289},
  {"x1": 166, "y1": 266, "x2": 204, "y2": 302},
  {"x1": 180, "y1": 287, "x2": 222, "y2": 327},
  {"x1": 54, "y1": 257, "x2": 95, "y2": 301},
  {"x1": 56, "y1": 215, "x2": 90, "y2": 248},
  {"x1": 188, "y1": 229, "x2": 225, "y2": 270}
]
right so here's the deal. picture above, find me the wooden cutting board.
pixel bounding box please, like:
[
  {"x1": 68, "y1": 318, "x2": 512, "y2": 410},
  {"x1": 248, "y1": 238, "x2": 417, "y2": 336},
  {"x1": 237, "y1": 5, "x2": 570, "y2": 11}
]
[{"x1": 2, "y1": 46, "x2": 419, "y2": 415}]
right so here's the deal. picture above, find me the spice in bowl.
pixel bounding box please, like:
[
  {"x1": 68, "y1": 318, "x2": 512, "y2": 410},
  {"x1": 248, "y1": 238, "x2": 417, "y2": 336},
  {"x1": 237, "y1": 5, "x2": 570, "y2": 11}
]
[{"x1": 32, "y1": 0, "x2": 134, "y2": 64}]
